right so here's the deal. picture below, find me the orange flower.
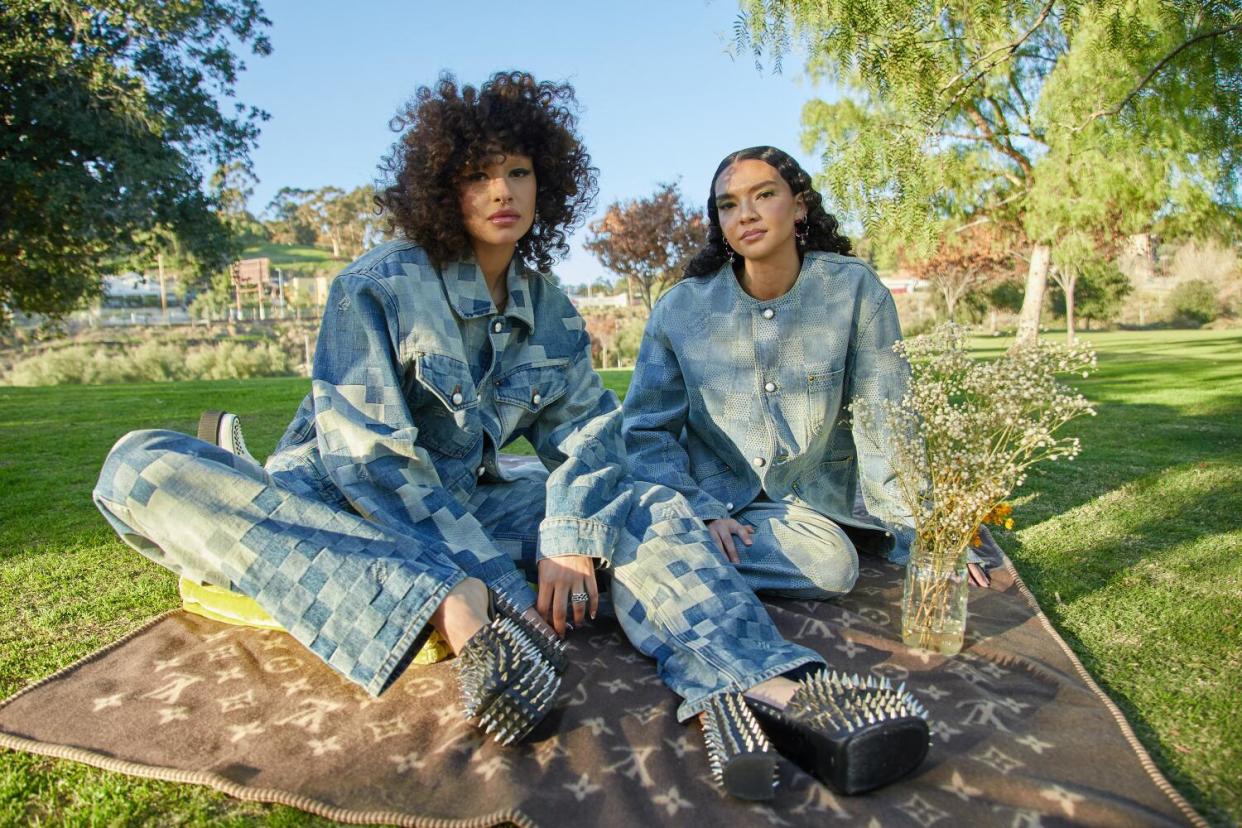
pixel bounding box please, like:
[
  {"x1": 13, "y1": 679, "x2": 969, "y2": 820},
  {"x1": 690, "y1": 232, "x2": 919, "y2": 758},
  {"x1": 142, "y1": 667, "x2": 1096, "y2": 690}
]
[{"x1": 982, "y1": 502, "x2": 1014, "y2": 526}]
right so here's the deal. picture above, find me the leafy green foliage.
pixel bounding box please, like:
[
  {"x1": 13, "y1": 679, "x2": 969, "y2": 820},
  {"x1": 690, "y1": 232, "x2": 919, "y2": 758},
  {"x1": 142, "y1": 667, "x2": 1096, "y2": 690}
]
[
  {"x1": 743, "y1": 1, "x2": 1239, "y2": 237},
  {"x1": 0, "y1": 0, "x2": 272, "y2": 326},
  {"x1": 1166, "y1": 279, "x2": 1221, "y2": 326},
  {"x1": 1050, "y1": 258, "x2": 1132, "y2": 327},
  {"x1": 264, "y1": 186, "x2": 382, "y2": 258},
  {"x1": 4, "y1": 340, "x2": 294, "y2": 386},
  {"x1": 985, "y1": 278, "x2": 1027, "y2": 315},
  {"x1": 738, "y1": 0, "x2": 1242, "y2": 330}
]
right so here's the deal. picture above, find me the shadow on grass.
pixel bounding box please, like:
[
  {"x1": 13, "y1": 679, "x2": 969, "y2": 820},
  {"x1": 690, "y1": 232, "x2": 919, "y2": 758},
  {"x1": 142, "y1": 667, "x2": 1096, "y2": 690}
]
[{"x1": 1004, "y1": 504, "x2": 1240, "y2": 826}]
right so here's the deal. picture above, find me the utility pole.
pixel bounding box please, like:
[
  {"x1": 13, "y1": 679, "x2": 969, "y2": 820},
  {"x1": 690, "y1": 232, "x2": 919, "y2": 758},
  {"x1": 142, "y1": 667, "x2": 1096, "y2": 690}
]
[{"x1": 157, "y1": 252, "x2": 168, "y2": 324}]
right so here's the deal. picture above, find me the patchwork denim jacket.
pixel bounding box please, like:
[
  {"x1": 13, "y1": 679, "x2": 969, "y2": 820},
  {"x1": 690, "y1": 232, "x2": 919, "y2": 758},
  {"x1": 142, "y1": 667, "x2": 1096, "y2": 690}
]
[
  {"x1": 267, "y1": 240, "x2": 630, "y2": 569},
  {"x1": 622, "y1": 251, "x2": 915, "y2": 561}
]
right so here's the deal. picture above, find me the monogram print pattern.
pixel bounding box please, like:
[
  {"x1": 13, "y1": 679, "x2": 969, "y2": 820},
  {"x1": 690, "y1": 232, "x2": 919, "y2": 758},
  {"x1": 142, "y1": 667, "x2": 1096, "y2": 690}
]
[{"x1": 0, "y1": 561, "x2": 1199, "y2": 827}]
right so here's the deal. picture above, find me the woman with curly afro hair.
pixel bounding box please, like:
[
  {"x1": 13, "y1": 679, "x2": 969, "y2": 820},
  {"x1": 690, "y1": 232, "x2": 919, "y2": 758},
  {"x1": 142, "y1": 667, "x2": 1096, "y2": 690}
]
[
  {"x1": 621, "y1": 146, "x2": 938, "y2": 797},
  {"x1": 94, "y1": 71, "x2": 617, "y2": 747}
]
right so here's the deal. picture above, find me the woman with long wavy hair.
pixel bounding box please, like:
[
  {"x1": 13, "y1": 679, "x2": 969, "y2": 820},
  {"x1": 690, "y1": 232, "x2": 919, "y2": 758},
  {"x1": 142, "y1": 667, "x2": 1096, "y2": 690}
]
[{"x1": 622, "y1": 145, "x2": 951, "y2": 797}]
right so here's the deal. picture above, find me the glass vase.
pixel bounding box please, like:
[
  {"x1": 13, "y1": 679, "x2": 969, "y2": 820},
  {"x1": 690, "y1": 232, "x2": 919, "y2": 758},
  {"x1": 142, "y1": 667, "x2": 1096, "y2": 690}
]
[{"x1": 901, "y1": 547, "x2": 969, "y2": 655}]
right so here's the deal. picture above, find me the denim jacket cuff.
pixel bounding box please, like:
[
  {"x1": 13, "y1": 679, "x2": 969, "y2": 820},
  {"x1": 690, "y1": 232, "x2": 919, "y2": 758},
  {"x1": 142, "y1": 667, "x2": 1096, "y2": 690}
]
[{"x1": 537, "y1": 517, "x2": 618, "y2": 565}]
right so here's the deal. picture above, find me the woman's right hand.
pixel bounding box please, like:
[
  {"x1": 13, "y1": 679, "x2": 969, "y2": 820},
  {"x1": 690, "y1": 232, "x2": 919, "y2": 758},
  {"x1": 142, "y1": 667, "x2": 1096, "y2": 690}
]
[
  {"x1": 705, "y1": 518, "x2": 753, "y2": 564},
  {"x1": 536, "y1": 554, "x2": 599, "y2": 637}
]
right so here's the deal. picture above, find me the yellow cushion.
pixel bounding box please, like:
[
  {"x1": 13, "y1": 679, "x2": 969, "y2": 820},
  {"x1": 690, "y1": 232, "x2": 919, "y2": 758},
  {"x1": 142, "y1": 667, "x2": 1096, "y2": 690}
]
[{"x1": 178, "y1": 578, "x2": 453, "y2": 665}]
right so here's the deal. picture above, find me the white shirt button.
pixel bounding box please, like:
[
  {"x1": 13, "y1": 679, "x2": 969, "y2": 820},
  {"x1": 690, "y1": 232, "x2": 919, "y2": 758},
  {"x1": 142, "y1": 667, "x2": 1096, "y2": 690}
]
[
  {"x1": 762, "y1": 308, "x2": 775, "y2": 319},
  {"x1": 477, "y1": 465, "x2": 486, "y2": 476},
  {"x1": 764, "y1": 381, "x2": 776, "y2": 393},
  {"x1": 532, "y1": 393, "x2": 542, "y2": 405},
  {"x1": 493, "y1": 320, "x2": 503, "y2": 333},
  {"x1": 752, "y1": 456, "x2": 766, "y2": 468},
  {"x1": 725, "y1": 502, "x2": 734, "y2": 511},
  {"x1": 451, "y1": 392, "x2": 464, "y2": 405}
]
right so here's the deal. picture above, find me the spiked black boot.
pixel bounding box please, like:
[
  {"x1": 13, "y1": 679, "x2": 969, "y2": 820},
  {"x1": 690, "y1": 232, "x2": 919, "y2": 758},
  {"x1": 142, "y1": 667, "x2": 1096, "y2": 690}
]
[
  {"x1": 747, "y1": 670, "x2": 930, "y2": 795},
  {"x1": 454, "y1": 614, "x2": 562, "y2": 746},
  {"x1": 700, "y1": 692, "x2": 778, "y2": 801},
  {"x1": 491, "y1": 591, "x2": 568, "y2": 674}
]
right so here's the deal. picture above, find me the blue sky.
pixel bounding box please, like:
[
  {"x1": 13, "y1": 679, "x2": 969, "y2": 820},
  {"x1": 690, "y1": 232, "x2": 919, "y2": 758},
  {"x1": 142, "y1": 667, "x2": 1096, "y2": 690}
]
[{"x1": 232, "y1": 0, "x2": 842, "y2": 285}]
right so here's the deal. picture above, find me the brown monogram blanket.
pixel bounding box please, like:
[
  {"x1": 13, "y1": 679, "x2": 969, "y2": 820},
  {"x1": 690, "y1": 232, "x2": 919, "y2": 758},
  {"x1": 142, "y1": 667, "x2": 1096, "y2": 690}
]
[{"x1": 0, "y1": 553, "x2": 1203, "y2": 827}]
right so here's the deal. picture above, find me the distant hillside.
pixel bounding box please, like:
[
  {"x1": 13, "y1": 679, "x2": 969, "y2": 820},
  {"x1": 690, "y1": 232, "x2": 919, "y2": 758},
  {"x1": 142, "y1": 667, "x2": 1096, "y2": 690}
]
[{"x1": 240, "y1": 243, "x2": 347, "y2": 276}]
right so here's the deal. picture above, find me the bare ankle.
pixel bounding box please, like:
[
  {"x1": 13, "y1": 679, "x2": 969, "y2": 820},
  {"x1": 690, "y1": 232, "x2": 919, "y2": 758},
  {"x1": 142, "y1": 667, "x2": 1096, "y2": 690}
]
[
  {"x1": 431, "y1": 578, "x2": 489, "y2": 653},
  {"x1": 743, "y1": 676, "x2": 799, "y2": 710}
]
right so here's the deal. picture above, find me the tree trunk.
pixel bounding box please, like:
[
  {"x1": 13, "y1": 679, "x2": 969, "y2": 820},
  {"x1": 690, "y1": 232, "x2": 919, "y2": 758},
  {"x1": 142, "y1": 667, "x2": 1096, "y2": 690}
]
[
  {"x1": 989, "y1": 307, "x2": 998, "y2": 334},
  {"x1": 638, "y1": 278, "x2": 654, "y2": 311},
  {"x1": 157, "y1": 252, "x2": 168, "y2": 324},
  {"x1": 1064, "y1": 272, "x2": 1077, "y2": 344},
  {"x1": 1012, "y1": 243, "x2": 1050, "y2": 349}
]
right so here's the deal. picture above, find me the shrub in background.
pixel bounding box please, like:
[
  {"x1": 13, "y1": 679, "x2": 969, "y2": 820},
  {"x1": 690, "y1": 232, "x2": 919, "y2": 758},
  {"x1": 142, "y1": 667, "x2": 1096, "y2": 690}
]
[
  {"x1": 186, "y1": 341, "x2": 292, "y2": 380},
  {"x1": 1167, "y1": 279, "x2": 1221, "y2": 327},
  {"x1": 4, "y1": 341, "x2": 294, "y2": 386},
  {"x1": 128, "y1": 341, "x2": 189, "y2": 382}
]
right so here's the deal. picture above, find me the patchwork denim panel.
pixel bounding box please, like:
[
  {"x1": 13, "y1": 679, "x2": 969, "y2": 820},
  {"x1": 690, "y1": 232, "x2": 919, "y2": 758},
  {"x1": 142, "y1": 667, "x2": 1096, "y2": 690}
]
[{"x1": 623, "y1": 251, "x2": 915, "y2": 562}]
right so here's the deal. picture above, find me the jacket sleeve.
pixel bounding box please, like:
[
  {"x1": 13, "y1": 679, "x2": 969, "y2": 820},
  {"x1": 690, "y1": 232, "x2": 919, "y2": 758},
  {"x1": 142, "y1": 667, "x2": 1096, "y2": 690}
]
[
  {"x1": 525, "y1": 313, "x2": 632, "y2": 565},
  {"x1": 848, "y1": 293, "x2": 917, "y2": 536},
  {"x1": 621, "y1": 311, "x2": 730, "y2": 522},
  {"x1": 848, "y1": 293, "x2": 986, "y2": 566},
  {"x1": 311, "y1": 273, "x2": 504, "y2": 567}
]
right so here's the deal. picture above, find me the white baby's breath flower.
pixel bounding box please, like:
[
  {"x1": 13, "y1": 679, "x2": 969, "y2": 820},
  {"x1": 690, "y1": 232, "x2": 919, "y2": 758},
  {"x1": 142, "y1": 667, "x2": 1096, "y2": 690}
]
[{"x1": 854, "y1": 323, "x2": 1096, "y2": 571}]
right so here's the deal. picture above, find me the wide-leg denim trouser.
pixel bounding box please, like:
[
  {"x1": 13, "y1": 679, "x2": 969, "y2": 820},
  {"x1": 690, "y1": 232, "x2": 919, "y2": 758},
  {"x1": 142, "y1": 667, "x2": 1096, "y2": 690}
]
[{"x1": 94, "y1": 429, "x2": 827, "y2": 720}]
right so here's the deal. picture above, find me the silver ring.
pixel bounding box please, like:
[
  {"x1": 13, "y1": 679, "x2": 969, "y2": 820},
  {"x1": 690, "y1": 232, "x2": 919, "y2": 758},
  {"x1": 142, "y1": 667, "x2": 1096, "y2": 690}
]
[{"x1": 569, "y1": 591, "x2": 589, "y2": 605}]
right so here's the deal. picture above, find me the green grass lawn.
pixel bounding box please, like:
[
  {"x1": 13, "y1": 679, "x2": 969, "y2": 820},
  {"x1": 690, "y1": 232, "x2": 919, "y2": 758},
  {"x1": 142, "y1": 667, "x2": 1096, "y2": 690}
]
[{"x1": 1, "y1": 334, "x2": 1239, "y2": 825}]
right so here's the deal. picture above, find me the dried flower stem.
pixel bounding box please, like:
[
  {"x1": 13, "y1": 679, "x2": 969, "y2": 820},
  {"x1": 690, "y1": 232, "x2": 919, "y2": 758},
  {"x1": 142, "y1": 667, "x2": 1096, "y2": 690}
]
[{"x1": 856, "y1": 324, "x2": 1096, "y2": 649}]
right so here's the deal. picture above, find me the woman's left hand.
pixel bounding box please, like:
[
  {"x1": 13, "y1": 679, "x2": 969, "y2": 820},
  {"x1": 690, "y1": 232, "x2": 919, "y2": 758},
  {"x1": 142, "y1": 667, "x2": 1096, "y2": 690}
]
[
  {"x1": 967, "y1": 562, "x2": 990, "y2": 588},
  {"x1": 536, "y1": 555, "x2": 599, "y2": 637}
]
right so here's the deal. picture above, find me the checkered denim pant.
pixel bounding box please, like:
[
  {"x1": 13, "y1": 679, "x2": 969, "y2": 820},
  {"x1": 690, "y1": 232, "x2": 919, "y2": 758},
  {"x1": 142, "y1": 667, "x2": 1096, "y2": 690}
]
[{"x1": 94, "y1": 430, "x2": 839, "y2": 718}]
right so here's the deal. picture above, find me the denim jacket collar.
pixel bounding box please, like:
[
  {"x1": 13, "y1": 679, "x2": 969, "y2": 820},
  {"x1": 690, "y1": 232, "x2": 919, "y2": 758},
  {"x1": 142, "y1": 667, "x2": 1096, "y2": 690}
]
[
  {"x1": 439, "y1": 256, "x2": 537, "y2": 332},
  {"x1": 719, "y1": 256, "x2": 813, "y2": 310}
]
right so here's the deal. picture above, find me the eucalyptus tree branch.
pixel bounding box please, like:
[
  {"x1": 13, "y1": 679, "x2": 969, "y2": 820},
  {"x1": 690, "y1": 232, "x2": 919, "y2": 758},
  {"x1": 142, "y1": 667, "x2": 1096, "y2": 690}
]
[{"x1": 1067, "y1": 23, "x2": 1242, "y2": 132}]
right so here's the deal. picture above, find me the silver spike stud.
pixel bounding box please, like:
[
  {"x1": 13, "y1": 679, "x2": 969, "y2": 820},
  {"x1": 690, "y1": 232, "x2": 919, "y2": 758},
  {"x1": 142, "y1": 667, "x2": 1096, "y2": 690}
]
[
  {"x1": 746, "y1": 669, "x2": 931, "y2": 796},
  {"x1": 453, "y1": 612, "x2": 562, "y2": 746},
  {"x1": 699, "y1": 692, "x2": 778, "y2": 801},
  {"x1": 492, "y1": 591, "x2": 569, "y2": 674}
]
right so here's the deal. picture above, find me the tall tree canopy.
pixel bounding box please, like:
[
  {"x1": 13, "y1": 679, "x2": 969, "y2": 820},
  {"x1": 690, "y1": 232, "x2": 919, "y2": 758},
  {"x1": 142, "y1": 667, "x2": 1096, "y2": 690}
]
[
  {"x1": 584, "y1": 182, "x2": 706, "y2": 310},
  {"x1": 264, "y1": 185, "x2": 382, "y2": 259},
  {"x1": 0, "y1": 0, "x2": 271, "y2": 325},
  {"x1": 738, "y1": 0, "x2": 1241, "y2": 344}
]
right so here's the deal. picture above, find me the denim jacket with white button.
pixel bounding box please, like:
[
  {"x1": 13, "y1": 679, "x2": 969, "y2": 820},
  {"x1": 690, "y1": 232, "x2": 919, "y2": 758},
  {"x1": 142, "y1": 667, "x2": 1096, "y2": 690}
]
[
  {"x1": 267, "y1": 240, "x2": 630, "y2": 566},
  {"x1": 622, "y1": 251, "x2": 914, "y2": 561}
]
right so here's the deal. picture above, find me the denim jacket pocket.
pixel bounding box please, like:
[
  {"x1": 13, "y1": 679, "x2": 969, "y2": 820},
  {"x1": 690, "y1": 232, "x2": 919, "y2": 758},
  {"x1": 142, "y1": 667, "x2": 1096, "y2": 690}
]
[
  {"x1": 791, "y1": 455, "x2": 855, "y2": 508},
  {"x1": 494, "y1": 359, "x2": 570, "y2": 431},
  {"x1": 413, "y1": 351, "x2": 481, "y2": 458},
  {"x1": 803, "y1": 363, "x2": 845, "y2": 443}
]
